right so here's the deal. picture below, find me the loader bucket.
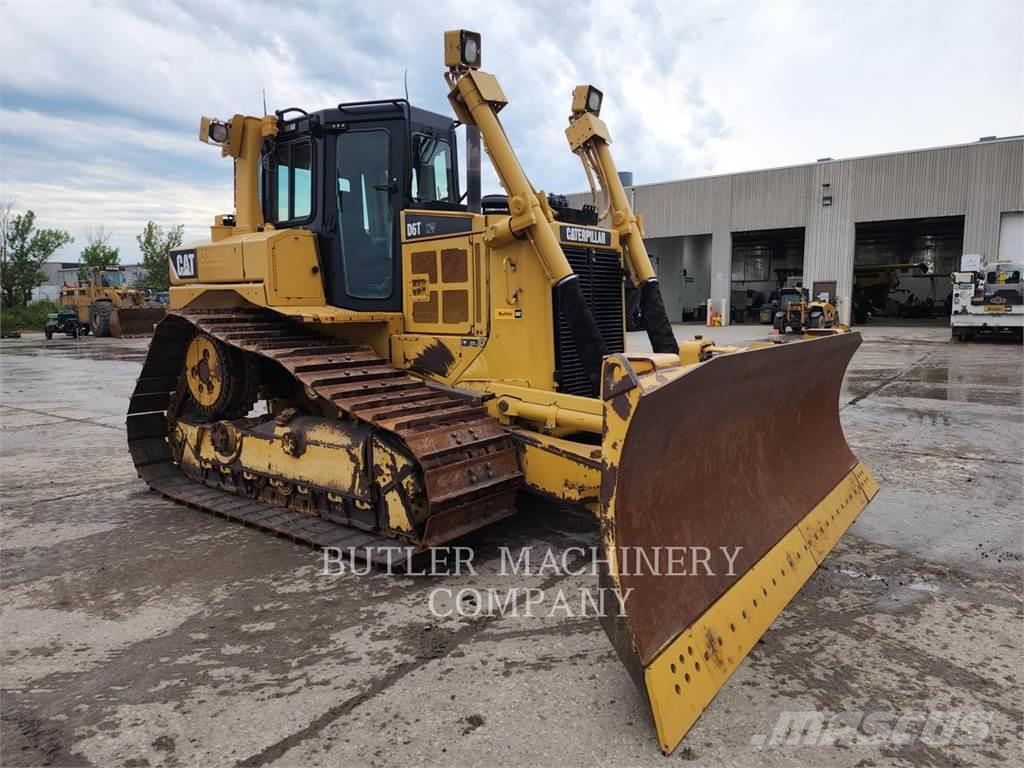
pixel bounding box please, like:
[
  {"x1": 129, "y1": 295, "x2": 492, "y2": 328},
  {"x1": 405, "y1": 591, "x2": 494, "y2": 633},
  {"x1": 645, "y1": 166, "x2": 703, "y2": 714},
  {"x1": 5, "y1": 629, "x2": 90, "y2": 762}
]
[
  {"x1": 597, "y1": 332, "x2": 878, "y2": 754},
  {"x1": 110, "y1": 307, "x2": 165, "y2": 337}
]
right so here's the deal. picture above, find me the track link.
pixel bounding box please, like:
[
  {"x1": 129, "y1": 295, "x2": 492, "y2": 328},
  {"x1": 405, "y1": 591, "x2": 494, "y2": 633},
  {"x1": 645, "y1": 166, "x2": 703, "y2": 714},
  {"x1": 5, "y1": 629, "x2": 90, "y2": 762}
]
[{"x1": 126, "y1": 309, "x2": 522, "y2": 558}]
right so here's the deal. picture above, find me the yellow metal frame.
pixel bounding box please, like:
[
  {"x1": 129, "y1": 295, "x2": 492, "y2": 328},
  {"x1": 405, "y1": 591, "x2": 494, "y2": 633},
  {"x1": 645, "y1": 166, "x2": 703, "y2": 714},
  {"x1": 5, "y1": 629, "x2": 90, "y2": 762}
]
[
  {"x1": 508, "y1": 429, "x2": 601, "y2": 508},
  {"x1": 644, "y1": 462, "x2": 879, "y2": 754},
  {"x1": 177, "y1": 419, "x2": 372, "y2": 502}
]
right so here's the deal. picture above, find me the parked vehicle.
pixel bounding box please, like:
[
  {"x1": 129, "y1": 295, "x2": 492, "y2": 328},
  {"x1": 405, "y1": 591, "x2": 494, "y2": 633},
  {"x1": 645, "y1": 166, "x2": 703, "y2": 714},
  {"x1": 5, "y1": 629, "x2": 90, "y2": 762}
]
[
  {"x1": 951, "y1": 256, "x2": 1023, "y2": 340},
  {"x1": 56, "y1": 267, "x2": 165, "y2": 337},
  {"x1": 44, "y1": 306, "x2": 90, "y2": 339}
]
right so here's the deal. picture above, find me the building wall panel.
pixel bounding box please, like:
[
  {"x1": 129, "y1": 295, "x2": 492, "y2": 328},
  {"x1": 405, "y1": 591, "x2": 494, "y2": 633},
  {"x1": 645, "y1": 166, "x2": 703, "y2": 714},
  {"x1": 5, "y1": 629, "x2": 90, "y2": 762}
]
[
  {"x1": 805, "y1": 162, "x2": 856, "y2": 321},
  {"x1": 964, "y1": 141, "x2": 1024, "y2": 259},
  {"x1": 849, "y1": 147, "x2": 970, "y2": 221},
  {"x1": 566, "y1": 138, "x2": 1023, "y2": 323},
  {"x1": 730, "y1": 166, "x2": 809, "y2": 232}
]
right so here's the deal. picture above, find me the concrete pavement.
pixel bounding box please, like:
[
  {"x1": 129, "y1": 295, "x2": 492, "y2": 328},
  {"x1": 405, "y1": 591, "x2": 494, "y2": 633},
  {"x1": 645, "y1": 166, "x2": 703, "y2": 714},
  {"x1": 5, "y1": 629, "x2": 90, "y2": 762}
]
[{"x1": 1, "y1": 325, "x2": 1020, "y2": 767}]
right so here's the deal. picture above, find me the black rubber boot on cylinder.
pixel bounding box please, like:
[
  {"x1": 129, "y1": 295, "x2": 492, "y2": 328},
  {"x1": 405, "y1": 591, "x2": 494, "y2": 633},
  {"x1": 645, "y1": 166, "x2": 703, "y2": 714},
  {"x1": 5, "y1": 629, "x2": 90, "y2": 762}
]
[
  {"x1": 556, "y1": 276, "x2": 609, "y2": 397},
  {"x1": 639, "y1": 278, "x2": 678, "y2": 354}
]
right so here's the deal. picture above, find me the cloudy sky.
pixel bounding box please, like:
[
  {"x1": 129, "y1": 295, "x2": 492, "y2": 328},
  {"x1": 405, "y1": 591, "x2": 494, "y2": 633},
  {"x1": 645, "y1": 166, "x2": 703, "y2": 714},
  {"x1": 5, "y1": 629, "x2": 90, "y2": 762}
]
[{"x1": 1, "y1": 0, "x2": 1021, "y2": 263}]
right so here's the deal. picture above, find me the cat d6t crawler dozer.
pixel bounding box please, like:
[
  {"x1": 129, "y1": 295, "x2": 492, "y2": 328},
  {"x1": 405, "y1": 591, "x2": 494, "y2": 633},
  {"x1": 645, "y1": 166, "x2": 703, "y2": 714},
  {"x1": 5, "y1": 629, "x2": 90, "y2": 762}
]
[{"x1": 127, "y1": 31, "x2": 878, "y2": 754}]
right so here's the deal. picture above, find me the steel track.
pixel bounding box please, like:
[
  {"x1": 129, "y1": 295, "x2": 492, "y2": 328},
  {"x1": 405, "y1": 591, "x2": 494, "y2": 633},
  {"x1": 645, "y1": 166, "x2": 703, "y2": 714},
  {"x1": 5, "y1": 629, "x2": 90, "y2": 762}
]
[{"x1": 126, "y1": 309, "x2": 522, "y2": 560}]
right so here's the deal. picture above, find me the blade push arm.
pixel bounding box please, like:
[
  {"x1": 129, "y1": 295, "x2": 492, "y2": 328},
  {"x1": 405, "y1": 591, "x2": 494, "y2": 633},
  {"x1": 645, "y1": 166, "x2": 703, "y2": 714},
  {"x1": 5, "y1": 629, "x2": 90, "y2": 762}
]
[
  {"x1": 566, "y1": 87, "x2": 678, "y2": 355},
  {"x1": 444, "y1": 31, "x2": 608, "y2": 395}
]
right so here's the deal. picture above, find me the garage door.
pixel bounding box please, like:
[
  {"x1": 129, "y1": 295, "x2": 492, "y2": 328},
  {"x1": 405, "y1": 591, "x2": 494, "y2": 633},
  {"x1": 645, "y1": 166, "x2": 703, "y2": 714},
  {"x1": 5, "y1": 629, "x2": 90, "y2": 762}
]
[{"x1": 999, "y1": 211, "x2": 1024, "y2": 260}]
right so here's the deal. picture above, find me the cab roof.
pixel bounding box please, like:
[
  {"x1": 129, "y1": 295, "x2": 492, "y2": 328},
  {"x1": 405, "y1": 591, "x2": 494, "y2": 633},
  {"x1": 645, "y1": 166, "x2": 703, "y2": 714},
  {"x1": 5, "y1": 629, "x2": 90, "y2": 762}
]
[{"x1": 277, "y1": 100, "x2": 455, "y2": 135}]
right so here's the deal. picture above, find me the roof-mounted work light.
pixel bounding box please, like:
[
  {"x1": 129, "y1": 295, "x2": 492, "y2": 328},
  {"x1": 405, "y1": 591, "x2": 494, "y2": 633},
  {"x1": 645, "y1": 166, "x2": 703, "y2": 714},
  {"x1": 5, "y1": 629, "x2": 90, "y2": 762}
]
[
  {"x1": 571, "y1": 85, "x2": 603, "y2": 116},
  {"x1": 445, "y1": 29, "x2": 482, "y2": 69},
  {"x1": 199, "y1": 116, "x2": 230, "y2": 145}
]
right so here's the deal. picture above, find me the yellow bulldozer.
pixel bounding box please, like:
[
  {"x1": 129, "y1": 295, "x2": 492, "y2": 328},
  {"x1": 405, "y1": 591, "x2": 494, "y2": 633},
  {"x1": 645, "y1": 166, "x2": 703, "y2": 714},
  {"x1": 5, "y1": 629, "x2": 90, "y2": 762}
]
[
  {"x1": 126, "y1": 31, "x2": 878, "y2": 754},
  {"x1": 57, "y1": 266, "x2": 165, "y2": 337}
]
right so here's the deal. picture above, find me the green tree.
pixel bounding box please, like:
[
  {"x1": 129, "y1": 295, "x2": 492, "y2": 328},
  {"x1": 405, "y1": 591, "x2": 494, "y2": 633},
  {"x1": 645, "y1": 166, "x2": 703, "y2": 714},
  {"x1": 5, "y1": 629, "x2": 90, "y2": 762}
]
[
  {"x1": 79, "y1": 226, "x2": 120, "y2": 279},
  {"x1": 0, "y1": 201, "x2": 74, "y2": 307},
  {"x1": 136, "y1": 221, "x2": 184, "y2": 293}
]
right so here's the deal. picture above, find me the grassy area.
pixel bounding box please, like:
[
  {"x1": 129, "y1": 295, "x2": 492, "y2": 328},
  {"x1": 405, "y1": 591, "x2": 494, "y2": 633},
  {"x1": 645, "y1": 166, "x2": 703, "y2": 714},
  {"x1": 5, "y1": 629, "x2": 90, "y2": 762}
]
[{"x1": 0, "y1": 300, "x2": 60, "y2": 333}]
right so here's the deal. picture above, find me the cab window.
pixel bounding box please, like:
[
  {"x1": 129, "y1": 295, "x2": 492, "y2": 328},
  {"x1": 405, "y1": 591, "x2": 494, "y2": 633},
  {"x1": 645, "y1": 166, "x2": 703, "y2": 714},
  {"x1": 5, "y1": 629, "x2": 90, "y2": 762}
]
[
  {"x1": 273, "y1": 141, "x2": 313, "y2": 222},
  {"x1": 102, "y1": 271, "x2": 126, "y2": 288},
  {"x1": 410, "y1": 134, "x2": 454, "y2": 204},
  {"x1": 984, "y1": 270, "x2": 1021, "y2": 282},
  {"x1": 336, "y1": 130, "x2": 393, "y2": 299}
]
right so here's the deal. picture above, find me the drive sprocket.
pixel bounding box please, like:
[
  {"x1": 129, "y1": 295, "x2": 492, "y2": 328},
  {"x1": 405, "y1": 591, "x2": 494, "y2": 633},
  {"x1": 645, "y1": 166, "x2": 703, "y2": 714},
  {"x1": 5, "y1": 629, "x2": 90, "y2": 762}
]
[{"x1": 183, "y1": 332, "x2": 255, "y2": 418}]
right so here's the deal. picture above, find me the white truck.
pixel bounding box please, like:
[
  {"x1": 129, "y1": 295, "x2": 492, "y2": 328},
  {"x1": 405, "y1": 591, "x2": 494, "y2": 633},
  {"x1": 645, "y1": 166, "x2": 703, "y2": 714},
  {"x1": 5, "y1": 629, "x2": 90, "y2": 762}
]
[{"x1": 950, "y1": 254, "x2": 1024, "y2": 341}]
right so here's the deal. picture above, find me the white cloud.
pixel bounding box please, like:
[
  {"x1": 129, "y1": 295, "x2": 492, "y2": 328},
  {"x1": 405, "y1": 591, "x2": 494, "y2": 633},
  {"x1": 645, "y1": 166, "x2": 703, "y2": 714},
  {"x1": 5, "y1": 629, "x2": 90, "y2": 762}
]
[
  {"x1": 0, "y1": 108, "x2": 231, "y2": 260},
  {"x1": 1, "y1": 0, "x2": 1020, "y2": 262},
  {"x1": 0, "y1": 108, "x2": 210, "y2": 166}
]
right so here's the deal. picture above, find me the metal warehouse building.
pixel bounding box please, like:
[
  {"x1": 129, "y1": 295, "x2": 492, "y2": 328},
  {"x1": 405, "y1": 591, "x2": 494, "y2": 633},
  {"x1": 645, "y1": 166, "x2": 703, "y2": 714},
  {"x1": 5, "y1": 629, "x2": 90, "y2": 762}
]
[{"x1": 572, "y1": 135, "x2": 1023, "y2": 325}]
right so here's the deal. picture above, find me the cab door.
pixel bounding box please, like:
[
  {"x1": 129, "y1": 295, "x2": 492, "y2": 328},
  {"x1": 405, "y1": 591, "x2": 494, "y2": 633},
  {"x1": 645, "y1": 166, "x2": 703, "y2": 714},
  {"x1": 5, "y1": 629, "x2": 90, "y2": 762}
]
[{"x1": 326, "y1": 128, "x2": 404, "y2": 312}]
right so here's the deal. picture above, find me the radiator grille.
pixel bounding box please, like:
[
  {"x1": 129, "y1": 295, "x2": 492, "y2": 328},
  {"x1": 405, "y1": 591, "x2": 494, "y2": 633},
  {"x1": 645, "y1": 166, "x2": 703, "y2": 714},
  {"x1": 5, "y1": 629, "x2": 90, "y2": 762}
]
[{"x1": 553, "y1": 247, "x2": 625, "y2": 397}]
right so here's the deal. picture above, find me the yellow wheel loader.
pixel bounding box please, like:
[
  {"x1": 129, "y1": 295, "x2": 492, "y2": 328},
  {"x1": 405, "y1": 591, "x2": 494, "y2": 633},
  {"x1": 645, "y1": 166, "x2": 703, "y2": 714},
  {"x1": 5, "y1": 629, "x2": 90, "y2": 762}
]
[
  {"x1": 126, "y1": 31, "x2": 878, "y2": 754},
  {"x1": 58, "y1": 267, "x2": 165, "y2": 337},
  {"x1": 773, "y1": 278, "x2": 846, "y2": 337}
]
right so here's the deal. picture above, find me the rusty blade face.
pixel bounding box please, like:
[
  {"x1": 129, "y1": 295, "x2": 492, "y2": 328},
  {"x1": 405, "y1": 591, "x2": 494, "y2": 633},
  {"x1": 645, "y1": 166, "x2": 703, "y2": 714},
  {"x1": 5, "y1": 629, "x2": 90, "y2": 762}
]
[{"x1": 601, "y1": 331, "x2": 861, "y2": 672}]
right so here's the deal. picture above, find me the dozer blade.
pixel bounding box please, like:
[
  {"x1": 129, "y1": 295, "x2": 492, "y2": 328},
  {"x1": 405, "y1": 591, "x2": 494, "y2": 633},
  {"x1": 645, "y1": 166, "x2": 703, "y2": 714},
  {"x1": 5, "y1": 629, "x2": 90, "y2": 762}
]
[
  {"x1": 110, "y1": 307, "x2": 166, "y2": 337},
  {"x1": 597, "y1": 332, "x2": 879, "y2": 754}
]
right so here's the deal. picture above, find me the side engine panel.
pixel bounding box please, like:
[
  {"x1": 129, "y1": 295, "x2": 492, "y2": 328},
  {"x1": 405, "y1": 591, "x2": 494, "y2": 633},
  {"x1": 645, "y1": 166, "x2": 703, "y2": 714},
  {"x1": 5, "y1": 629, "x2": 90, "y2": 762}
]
[{"x1": 168, "y1": 229, "x2": 325, "y2": 309}]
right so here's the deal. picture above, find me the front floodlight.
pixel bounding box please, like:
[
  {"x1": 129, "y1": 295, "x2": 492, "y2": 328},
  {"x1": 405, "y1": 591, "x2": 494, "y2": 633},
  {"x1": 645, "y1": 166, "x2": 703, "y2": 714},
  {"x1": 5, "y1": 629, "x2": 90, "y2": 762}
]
[
  {"x1": 445, "y1": 29, "x2": 482, "y2": 69},
  {"x1": 571, "y1": 84, "x2": 603, "y2": 116},
  {"x1": 199, "y1": 116, "x2": 231, "y2": 145},
  {"x1": 209, "y1": 121, "x2": 229, "y2": 143}
]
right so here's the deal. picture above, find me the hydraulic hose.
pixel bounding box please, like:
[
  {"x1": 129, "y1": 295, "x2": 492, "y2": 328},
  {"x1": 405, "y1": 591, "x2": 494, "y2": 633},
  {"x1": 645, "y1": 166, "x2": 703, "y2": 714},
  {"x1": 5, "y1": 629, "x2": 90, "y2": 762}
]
[{"x1": 639, "y1": 279, "x2": 678, "y2": 354}]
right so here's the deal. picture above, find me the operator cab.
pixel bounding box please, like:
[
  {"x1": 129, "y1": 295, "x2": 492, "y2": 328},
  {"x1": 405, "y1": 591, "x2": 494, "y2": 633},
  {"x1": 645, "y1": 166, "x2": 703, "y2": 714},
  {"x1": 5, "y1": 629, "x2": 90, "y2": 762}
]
[
  {"x1": 58, "y1": 266, "x2": 127, "y2": 289},
  {"x1": 261, "y1": 101, "x2": 462, "y2": 312}
]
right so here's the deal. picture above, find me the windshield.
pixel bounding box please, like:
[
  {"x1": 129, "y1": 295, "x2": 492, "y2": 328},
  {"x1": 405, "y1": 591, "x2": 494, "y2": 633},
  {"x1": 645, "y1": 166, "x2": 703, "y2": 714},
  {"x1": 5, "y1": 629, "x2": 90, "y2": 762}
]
[
  {"x1": 411, "y1": 134, "x2": 454, "y2": 204},
  {"x1": 101, "y1": 271, "x2": 126, "y2": 287}
]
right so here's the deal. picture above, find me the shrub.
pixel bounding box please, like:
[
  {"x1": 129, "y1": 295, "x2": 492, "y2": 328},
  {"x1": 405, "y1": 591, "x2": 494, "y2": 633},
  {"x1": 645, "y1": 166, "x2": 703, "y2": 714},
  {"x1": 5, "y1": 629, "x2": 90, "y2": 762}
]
[{"x1": 0, "y1": 300, "x2": 61, "y2": 333}]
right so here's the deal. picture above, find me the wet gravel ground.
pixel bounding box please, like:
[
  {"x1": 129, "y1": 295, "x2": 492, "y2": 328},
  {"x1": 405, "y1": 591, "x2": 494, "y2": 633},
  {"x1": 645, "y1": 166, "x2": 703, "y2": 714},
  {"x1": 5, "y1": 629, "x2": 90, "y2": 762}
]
[{"x1": 1, "y1": 323, "x2": 1021, "y2": 767}]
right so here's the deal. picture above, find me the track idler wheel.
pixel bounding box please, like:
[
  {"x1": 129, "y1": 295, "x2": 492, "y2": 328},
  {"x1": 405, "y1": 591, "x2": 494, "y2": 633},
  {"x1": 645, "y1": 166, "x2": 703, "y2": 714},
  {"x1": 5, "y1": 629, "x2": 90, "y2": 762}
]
[{"x1": 184, "y1": 333, "x2": 256, "y2": 418}]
